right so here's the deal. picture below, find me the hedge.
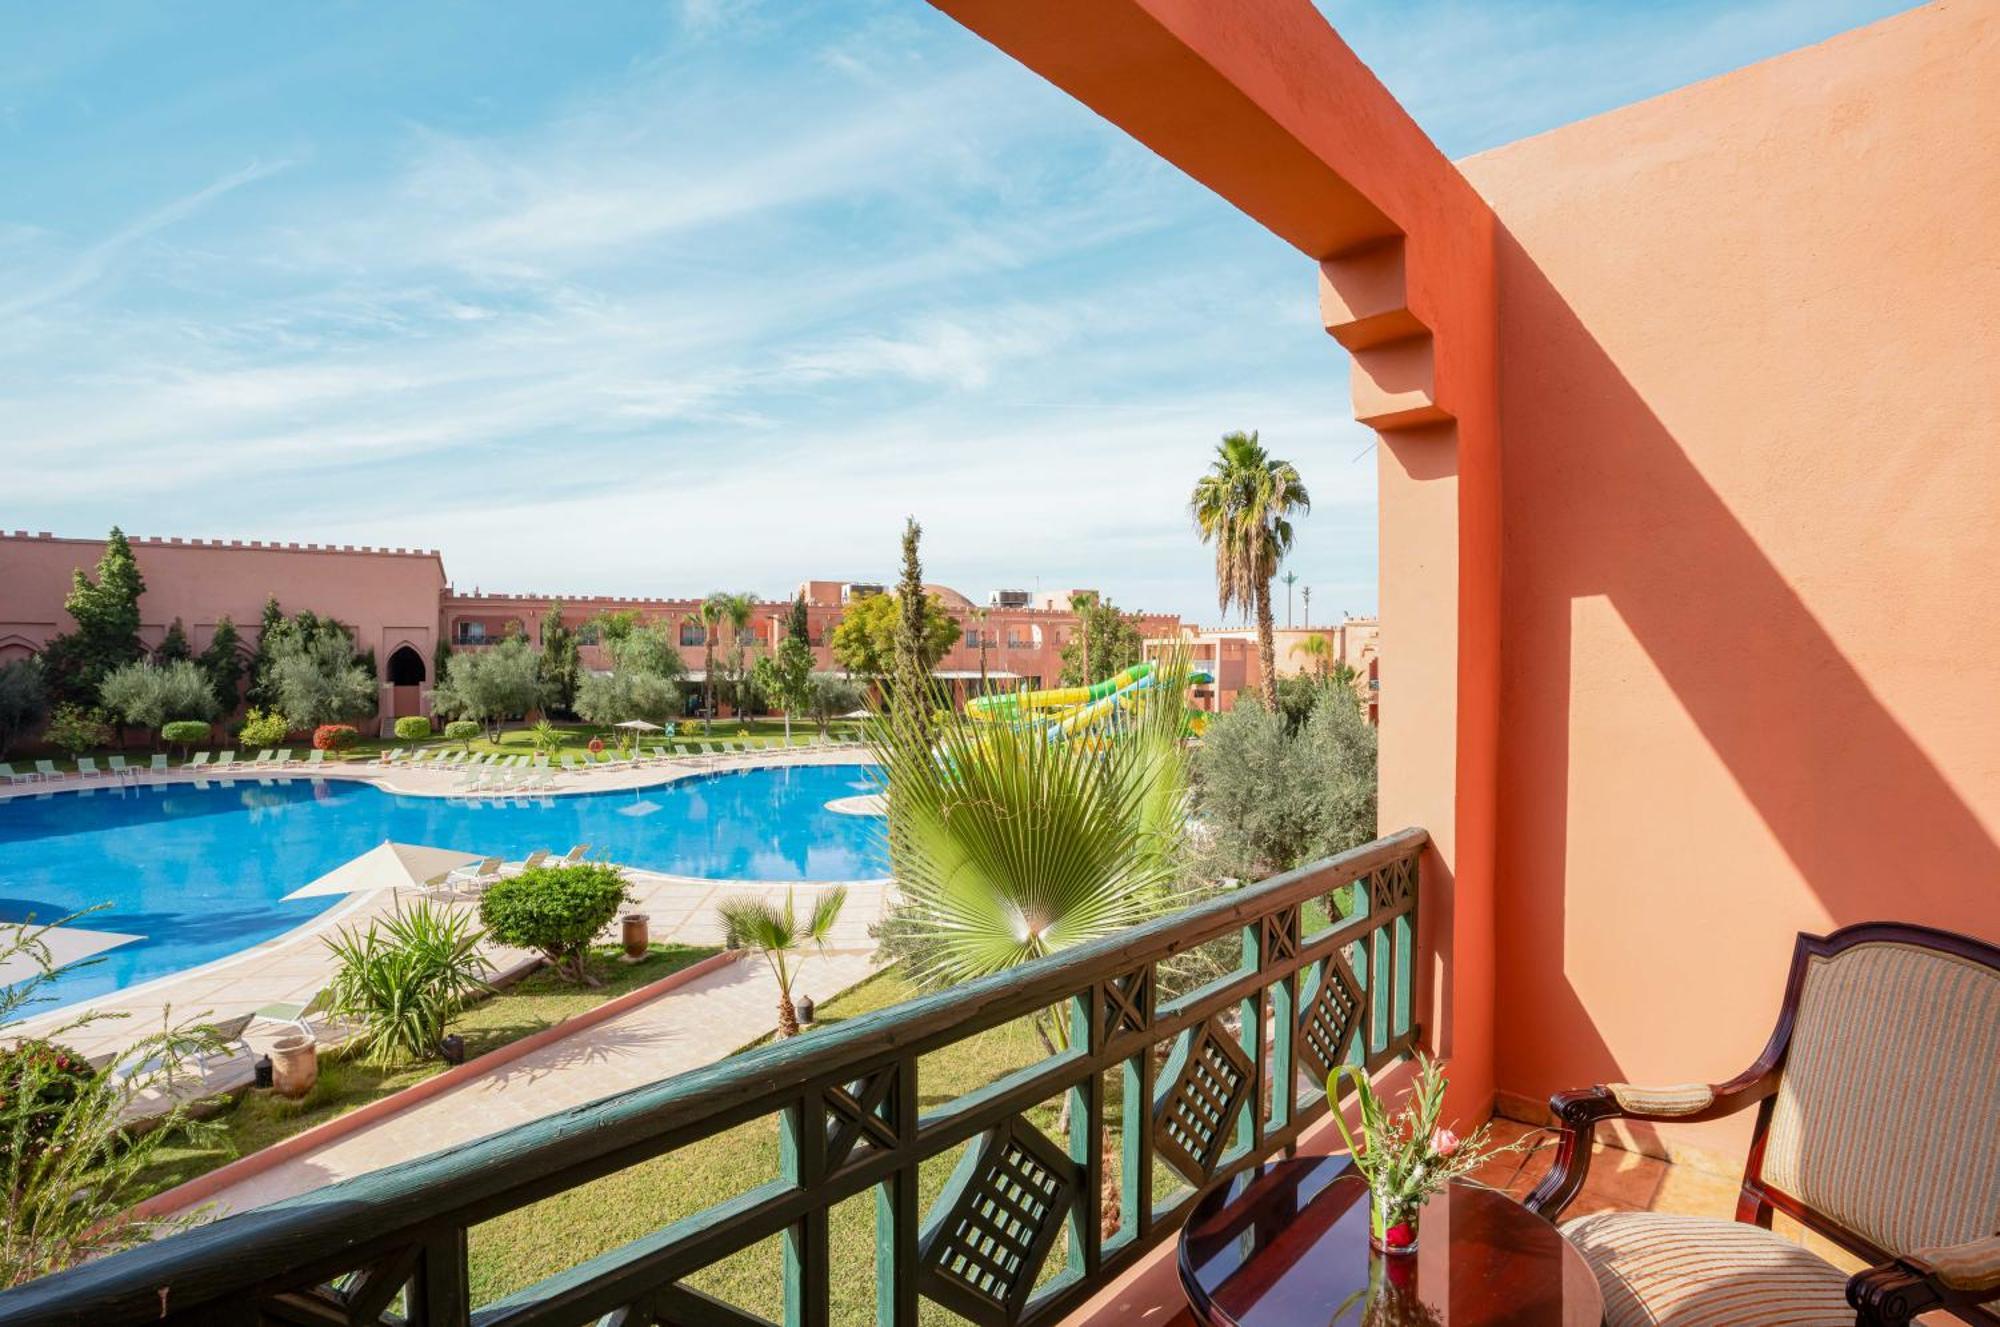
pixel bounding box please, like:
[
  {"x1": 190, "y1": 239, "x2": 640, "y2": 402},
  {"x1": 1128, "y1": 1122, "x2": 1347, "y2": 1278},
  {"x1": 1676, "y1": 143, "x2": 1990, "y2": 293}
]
[
  {"x1": 160, "y1": 720, "x2": 211, "y2": 751},
  {"x1": 393, "y1": 716, "x2": 433, "y2": 741},
  {"x1": 478, "y1": 864, "x2": 632, "y2": 984}
]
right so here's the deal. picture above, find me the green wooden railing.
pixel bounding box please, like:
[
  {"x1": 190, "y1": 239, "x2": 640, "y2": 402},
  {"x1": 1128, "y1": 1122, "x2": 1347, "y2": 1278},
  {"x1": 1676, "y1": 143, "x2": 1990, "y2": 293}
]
[{"x1": 1, "y1": 828, "x2": 1425, "y2": 1327}]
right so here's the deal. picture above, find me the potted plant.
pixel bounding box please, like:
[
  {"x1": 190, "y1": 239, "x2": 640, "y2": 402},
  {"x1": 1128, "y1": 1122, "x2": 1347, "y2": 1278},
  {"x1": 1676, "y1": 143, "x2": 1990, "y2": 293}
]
[{"x1": 1328, "y1": 1055, "x2": 1533, "y2": 1255}]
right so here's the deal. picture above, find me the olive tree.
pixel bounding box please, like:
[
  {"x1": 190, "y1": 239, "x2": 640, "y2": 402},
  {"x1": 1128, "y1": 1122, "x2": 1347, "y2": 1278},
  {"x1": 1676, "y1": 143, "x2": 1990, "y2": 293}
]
[
  {"x1": 432, "y1": 638, "x2": 544, "y2": 741},
  {"x1": 98, "y1": 659, "x2": 219, "y2": 746},
  {"x1": 269, "y1": 633, "x2": 377, "y2": 730}
]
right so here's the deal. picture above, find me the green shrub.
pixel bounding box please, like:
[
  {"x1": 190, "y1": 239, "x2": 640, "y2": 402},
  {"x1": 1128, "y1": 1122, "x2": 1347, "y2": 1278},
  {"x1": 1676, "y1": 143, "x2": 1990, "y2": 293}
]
[
  {"x1": 443, "y1": 720, "x2": 480, "y2": 748},
  {"x1": 236, "y1": 707, "x2": 288, "y2": 749},
  {"x1": 478, "y1": 864, "x2": 633, "y2": 985},
  {"x1": 42, "y1": 705, "x2": 111, "y2": 758},
  {"x1": 392, "y1": 716, "x2": 433, "y2": 741},
  {"x1": 160, "y1": 720, "x2": 210, "y2": 754},
  {"x1": 324, "y1": 901, "x2": 492, "y2": 1065},
  {"x1": 0, "y1": 1041, "x2": 95, "y2": 1170},
  {"x1": 312, "y1": 724, "x2": 359, "y2": 752}
]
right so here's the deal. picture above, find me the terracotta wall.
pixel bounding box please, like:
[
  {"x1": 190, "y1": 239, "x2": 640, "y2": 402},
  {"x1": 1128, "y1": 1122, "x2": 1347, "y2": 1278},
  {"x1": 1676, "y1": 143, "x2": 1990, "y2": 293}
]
[
  {"x1": 1459, "y1": 0, "x2": 2000, "y2": 1156},
  {"x1": 0, "y1": 532, "x2": 446, "y2": 687}
]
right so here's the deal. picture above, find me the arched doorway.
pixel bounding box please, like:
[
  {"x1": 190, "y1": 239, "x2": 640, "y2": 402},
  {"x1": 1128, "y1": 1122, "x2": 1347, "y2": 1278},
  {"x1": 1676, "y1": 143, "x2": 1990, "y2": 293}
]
[
  {"x1": 385, "y1": 644, "x2": 427, "y2": 727},
  {"x1": 386, "y1": 645, "x2": 426, "y2": 686}
]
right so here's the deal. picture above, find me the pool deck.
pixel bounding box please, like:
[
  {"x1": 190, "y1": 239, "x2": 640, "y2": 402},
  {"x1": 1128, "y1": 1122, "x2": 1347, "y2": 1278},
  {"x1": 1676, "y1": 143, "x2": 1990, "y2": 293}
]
[{"x1": 0, "y1": 746, "x2": 892, "y2": 1089}]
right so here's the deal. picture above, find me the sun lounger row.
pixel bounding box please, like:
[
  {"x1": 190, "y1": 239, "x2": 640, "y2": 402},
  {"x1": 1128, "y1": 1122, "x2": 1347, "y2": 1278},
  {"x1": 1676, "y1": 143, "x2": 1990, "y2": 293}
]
[{"x1": 429, "y1": 844, "x2": 591, "y2": 894}]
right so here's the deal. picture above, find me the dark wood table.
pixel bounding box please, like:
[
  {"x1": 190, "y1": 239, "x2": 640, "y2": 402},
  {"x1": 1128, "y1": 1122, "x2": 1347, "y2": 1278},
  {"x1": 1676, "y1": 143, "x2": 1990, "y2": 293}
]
[{"x1": 1178, "y1": 1155, "x2": 1604, "y2": 1326}]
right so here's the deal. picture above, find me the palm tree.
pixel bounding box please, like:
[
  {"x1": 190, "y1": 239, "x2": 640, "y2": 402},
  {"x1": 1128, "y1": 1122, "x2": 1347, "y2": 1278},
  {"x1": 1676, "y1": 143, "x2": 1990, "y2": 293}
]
[
  {"x1": 690, "y1": 594, "x2": 750, "y2": 734},
  {"x1": 868, "y1": 660, "x2": 1194, "y2": 1054},
  {"x1": 716, "y1": 887, "x2": 849, "y2": 1037},
  {"x1": 968, "y1": 606, "x2": 992, "y2": 696},
  {"x1": 1291, "y1": 632, "x2": 1334, "y2": 679},
  {"x1": 1068, "y1": 590, "x2": 1097, "y2": 685},
  {"x1": 711, "y1": 592, "x2": 755, "y2": 723},
  {"x1": 1190, "y1": 430, "x2": 1310, "y2": 712}
]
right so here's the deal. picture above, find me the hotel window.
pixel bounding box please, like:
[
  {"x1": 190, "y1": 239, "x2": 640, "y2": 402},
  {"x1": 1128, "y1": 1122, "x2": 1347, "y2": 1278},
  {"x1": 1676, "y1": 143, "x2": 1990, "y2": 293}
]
[
  {"x1": 455, "y1": 622, "x2": 487, "y2": 644},
  {"x1": 680, "y1": 622, "x2": 705, "y2": 647}
]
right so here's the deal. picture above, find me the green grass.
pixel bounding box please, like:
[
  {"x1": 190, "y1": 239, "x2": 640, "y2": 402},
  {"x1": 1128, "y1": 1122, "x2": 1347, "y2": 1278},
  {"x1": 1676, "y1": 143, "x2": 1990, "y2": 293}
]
[
  {"x1": 135, "y1": 944, "x2": 717, "y2": 1198},
  {"x1": 463, "y1": 967, "x2": 1129, "y2": 1325}
]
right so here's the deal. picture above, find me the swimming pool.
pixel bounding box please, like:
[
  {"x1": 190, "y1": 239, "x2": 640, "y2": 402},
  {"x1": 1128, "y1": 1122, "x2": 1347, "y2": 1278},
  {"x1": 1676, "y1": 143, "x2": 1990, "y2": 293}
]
[{"x1": 0, "y1": 764, "x2": 886, "y2": 1012}]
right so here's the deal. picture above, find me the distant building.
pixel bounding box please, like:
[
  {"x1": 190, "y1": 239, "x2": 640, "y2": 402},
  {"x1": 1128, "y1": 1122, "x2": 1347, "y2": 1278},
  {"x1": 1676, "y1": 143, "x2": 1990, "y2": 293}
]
[
  {"x1": 0, "y1": 530, "x2": 1182, "y2": 731},
  {"x1": 1146, "y1": 617, "x2": 1379, "y2": 723}
]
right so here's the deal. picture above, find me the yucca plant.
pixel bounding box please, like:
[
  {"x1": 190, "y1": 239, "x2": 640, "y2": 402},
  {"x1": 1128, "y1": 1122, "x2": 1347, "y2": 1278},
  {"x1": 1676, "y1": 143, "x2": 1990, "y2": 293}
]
[
  {"x1": 325, "y1": 901, "x2": 492, "y2": 1064},
  {"x1": 867, "y1": 658, "x2": 1197, "y2": 1053},
  {"x1": 716, "y1": 887, "x2": 848, "y2": 1037}
]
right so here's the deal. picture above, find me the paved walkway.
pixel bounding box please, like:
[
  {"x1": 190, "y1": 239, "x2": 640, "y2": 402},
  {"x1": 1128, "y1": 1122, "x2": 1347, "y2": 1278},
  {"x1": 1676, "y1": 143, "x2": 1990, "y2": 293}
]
[{"x1": 179, "y1": 946, "x2": 879, "y2": 1219}]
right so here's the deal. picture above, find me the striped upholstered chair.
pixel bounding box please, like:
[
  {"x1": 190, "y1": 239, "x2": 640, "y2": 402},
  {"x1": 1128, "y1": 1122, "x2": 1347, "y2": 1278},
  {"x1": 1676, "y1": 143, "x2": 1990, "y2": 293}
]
[{"x1": 1525, "y1": 922, "x2": 2000, "y2": 1326}]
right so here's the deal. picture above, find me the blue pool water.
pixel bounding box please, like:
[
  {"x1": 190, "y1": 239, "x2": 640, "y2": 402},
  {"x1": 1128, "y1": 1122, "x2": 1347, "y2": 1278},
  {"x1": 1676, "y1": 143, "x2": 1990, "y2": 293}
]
[{"x1": 0, "y1": 764, "x2": 886, "y2": 1012}]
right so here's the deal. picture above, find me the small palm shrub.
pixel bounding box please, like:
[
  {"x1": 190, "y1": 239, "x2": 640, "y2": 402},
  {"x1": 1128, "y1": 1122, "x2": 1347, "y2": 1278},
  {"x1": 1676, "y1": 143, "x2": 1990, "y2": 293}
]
[
  {"x1": 237, "y1": 707, "x2": 288, "y2": 749},
  {"x1": 393, "y1": 716, "x2": 433, "y2": 741},
  {"x1": 717, "y1": 888, "x2": 847, "y2": 1037},
  {"x1": 528, "y1": 719, "x2": 563, "y2": 755},
  {"x1": 479, "y1": 864, "x2": 633, "y2": 986},
  {"x1": 444, "y1": 719, "x2": 480, "y2": 748},
  {"x1": 325, "y1": 902, "x2": 492, "y2": 1064},
  {"x1": 312, "y1": 723, "x2": 359, "y2": 752},
  {"x1": 160, "y1": 719, "x2": 210, "y2": 755}
]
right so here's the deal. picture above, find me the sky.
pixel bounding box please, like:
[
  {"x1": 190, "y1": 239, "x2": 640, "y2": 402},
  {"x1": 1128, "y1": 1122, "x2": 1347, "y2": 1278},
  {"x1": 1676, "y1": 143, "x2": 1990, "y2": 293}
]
[{"x1": 0, "y1": 0, "x2": 1911, "y2": 623}]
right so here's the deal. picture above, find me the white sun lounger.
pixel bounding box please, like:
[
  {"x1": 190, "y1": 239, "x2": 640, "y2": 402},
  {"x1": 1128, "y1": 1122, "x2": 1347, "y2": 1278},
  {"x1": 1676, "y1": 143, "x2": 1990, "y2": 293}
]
[{"x1": 188, "y1": 751, "x2": 211, "y2": 770}]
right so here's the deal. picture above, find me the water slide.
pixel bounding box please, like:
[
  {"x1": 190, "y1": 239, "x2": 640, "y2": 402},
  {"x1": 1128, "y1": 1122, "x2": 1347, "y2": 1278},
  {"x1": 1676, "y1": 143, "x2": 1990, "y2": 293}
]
[{"x1": 965, "y1": 662, "x2": 1212, "y2": 739}]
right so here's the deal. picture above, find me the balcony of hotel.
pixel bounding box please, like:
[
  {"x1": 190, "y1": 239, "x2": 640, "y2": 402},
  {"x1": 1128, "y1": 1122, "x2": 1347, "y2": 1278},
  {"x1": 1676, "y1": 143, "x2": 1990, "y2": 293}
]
[{"x1": 6, "y1": 1, "x2": 1996, "y2": 1325}]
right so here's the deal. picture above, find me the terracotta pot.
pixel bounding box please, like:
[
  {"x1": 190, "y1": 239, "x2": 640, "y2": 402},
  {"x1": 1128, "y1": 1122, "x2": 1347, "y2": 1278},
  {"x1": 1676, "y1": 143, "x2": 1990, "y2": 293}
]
[
  {"x1": 270, "y1": 1033, "x2": 318, "y2": 1099},
  {"x1": 621, "y1": 913, "x2": 651, "y2": 961}
]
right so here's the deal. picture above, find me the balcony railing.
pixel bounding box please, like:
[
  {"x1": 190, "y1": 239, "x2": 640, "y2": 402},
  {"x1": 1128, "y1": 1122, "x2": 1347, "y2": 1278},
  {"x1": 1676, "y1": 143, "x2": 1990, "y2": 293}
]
[{"x1": 2, "y1": 829, "x2": 1426, "y2": 1326}]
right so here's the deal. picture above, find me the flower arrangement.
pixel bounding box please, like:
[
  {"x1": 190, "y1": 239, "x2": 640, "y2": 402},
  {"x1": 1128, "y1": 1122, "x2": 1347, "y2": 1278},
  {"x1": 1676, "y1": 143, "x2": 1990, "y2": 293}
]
[{"x1": 1329, "y1": 1055, "x2": 1530, "y2": 1254}]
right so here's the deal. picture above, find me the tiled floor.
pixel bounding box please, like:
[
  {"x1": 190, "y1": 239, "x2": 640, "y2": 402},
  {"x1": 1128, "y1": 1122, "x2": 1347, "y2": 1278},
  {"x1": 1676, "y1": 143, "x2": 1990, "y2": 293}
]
[{"x1": 1468, "y1": 1117, "x2": 1871, "y2": 1276}]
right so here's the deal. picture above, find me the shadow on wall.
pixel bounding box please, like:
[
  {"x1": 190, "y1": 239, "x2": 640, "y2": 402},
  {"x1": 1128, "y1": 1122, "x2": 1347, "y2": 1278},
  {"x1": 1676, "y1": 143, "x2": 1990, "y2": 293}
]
[{"x1": 1491, "y1": 219, "x2": 2000, "y2": 1141}]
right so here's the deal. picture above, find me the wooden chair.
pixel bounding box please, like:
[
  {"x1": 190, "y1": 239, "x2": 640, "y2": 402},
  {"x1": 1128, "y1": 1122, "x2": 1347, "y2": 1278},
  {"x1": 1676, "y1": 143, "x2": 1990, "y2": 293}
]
[{"x1": 1527, "y1": 922, "x2": 2000, "y2": 1326}]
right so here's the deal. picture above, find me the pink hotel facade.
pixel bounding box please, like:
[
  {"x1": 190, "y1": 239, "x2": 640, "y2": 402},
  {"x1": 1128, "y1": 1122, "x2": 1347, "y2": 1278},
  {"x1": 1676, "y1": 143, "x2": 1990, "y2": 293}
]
[{"x1": 0, "y1": 529, "x2": 1208, "y2": 727}]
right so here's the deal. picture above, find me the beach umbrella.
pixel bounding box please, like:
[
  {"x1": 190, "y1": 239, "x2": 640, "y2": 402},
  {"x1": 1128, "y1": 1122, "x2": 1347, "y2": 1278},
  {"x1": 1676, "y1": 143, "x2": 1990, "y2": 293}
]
[
  {"x1": 612, "y1": 720, "x2": 665, "y2": 732},
  {"x1": 283, "y1": 840, "x2": 482, "y2": 900}
]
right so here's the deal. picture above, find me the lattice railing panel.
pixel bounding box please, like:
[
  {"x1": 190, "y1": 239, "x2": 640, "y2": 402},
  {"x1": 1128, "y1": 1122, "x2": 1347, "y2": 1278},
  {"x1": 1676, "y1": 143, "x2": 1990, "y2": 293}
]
[{"x1": 1, "y1": 830, "x2": 1426, "y2": 1327}]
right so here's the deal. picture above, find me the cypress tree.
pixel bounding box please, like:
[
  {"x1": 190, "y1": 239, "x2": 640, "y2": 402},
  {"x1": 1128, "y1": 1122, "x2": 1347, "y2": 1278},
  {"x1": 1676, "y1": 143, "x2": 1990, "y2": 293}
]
[
  {"x1": 199, "y1": 616, "x2": 244, "y2": 713},
  {"x1": 890, "y1": 517, "x2": 933, "y2": 746},
  {"x1": 155, "y1": 617, "x2": 192, "y2": 663},
  {"x1": 40, "y1": 526, "x2": 147, "y2": 707}
]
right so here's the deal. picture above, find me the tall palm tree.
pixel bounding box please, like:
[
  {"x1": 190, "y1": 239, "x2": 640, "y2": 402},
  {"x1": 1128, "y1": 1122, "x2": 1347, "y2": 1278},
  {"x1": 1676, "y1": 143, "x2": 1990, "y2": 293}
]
[
  {"x1": 1190, "y1": 430, "x2": 1310, "y2": 712},
  {"x1": 716, "y1": 887, "x2": 848, "y2": 1038},
  {"x1": 1068, "y1": 590, "x2": 1097, "y2": 685},
  {"x1": 710, "y1": 592, "x2": 755, "y2": 723},
  {"x1": 968, "y1": 605, "x2": 992, "y2": 696},
  {"x1": 688, "y1": 597, "x2": 727, "y2": 734}
]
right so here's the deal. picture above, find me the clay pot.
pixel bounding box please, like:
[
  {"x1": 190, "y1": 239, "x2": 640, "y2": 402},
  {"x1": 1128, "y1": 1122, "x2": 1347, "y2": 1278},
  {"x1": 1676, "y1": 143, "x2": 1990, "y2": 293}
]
[
  {"x1": 621, "y1": 913, "x2": 651, "y2": 962},
  {"x1": 270, "y1": 1033, "x2": 319, "y2": 1099}
]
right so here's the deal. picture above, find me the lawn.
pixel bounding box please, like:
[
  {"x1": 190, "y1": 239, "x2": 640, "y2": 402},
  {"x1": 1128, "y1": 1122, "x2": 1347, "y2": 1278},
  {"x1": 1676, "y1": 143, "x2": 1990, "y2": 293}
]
[
  {"x1": 461, "y1": 967, "x2": 1163, "y2": 1326},
  {"x1": 136, "y1": 943, "x2": 718, "y2": 1198}
]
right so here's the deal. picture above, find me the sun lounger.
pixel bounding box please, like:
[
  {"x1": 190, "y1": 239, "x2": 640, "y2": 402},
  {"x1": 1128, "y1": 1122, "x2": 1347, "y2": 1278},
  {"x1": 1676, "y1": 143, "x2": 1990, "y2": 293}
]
[
  {"x1": 274, "y1": 748, "x2": 294, "y2": 765},
  {"x1": 188, "y1": 751, "x2": 211, "y2": 770},
  {"x1": 251, "y1": 750, "x2": 278, "y2": 768},
  {"x1": 306, "y1": 748, "x2": 326, "y2": 766},
  {"x1": 107, "y1": 755, "x2": 130, "y2": 777},
  {"x1": 516, "y1": 849, "x2": 550, "y2": 873},
  {"x1": 149, "y1": 754, "x2": 168, "y2": 773},
  {"x1": 561, "y1": 844, "x2": 589, "y2": 863},
  {"x1": 0, "y1": 762, "x2": 28, "y2": 785},
  {"x1": 560, "y1": 754, "x2": 581, "y2": 773},
  {"x1": 214, "y1": 751, "x2": 237, "y2": 771},
  {"x1": 440, "y1": 750, "x2": 465, "y2": 766},
  {"x1": 76, "y1": 756, "x2": 102, "y2": 778},
  {"x1": 253, "y1": 987, "x2": 333, "y2": 1037},
  {"x1": 35, "y1": 759, "x2": 62, "y2": 780},
  {"x1": 445, "y1": 856, "x2": 504, "y2": 892}
]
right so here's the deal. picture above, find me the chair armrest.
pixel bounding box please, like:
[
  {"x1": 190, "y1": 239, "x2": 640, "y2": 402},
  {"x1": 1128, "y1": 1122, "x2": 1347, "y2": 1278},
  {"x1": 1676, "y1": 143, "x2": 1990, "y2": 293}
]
[
  {"x1": 1522, "y1": 1068, "x2": 1778, "y2": 1221},
  {"x1": 1849, "y1": 1236, "x2": 2000, "y2": 1325}
]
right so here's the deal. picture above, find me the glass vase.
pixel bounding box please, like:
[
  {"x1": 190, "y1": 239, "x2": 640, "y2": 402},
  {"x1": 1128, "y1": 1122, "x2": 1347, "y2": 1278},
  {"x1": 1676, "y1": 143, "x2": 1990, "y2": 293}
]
[{"x1": 1368, "y1": 1190, "x2": 1422, "y2": 1255}]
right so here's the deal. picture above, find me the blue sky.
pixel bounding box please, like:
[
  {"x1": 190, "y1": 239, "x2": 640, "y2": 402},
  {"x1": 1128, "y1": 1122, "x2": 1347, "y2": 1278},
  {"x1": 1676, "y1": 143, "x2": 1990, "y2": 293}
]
[{"x1": 0, "y1": 0, "x2": 1908, "y2": 622}]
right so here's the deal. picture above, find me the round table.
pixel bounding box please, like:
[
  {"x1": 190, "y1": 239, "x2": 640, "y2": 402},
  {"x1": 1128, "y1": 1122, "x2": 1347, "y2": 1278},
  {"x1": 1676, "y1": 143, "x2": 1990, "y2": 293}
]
[{"x1": 1178, "y1": 1155, "x2": 1603, "y2": 1326}]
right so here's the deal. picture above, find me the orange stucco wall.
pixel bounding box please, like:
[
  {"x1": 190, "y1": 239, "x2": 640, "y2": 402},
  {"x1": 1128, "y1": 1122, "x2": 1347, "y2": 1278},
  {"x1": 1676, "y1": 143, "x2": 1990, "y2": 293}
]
[{"x1": 1459, "y1": 0, "x2": 2000, "y2": 1157}]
